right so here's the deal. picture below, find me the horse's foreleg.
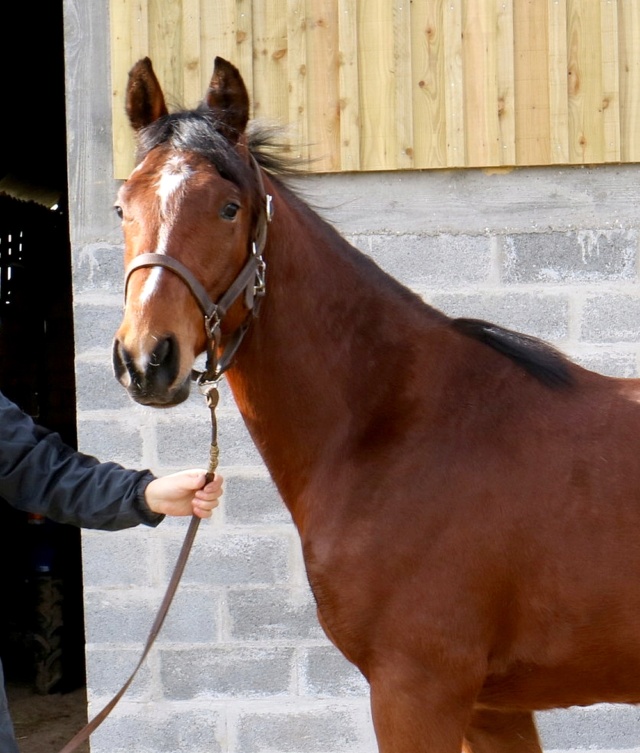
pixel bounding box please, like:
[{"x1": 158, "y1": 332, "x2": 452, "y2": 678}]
[
  {"x1": 463, "y1": 709, "x2": 542, "y2": 753},
  {"x1": 369, "y1": 667, "x2": 477, "y2": 753}
]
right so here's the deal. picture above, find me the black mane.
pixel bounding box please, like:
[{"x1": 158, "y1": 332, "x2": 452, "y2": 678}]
[{"x1": 451, "y1": 318, "x2": 575, "y2": 389}]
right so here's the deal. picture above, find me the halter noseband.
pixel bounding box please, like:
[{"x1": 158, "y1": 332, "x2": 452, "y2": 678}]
[{"x1": 124, "y1": 154, "x2": 273, "y2": 386}]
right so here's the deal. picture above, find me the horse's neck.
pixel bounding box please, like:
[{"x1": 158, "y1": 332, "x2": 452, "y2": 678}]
[{"x1": 226, "y1": 181, "x2": 443, "y2": 526}]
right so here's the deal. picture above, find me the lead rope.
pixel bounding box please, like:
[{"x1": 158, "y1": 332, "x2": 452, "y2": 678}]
[{"x1": 57, "y1": 386, "x2": 220, "y2": 753}]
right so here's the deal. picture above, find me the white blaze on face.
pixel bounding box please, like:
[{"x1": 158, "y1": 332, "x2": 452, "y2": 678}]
[{"x1": 139, "y1": 155, "x2": 193, "y2": 306}]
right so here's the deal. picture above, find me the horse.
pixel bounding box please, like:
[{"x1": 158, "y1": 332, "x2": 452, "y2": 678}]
[{"x1": 112, "y1": 56, "x2": 640, "y2": 753}]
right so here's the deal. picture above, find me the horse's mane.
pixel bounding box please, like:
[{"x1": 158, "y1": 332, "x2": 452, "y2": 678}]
[
  {"x1": 246, "y1": 122, "x2": 308, "y2": 175},
  {"x1": 451, "y1": 318, "x2": 575, "y2": 389}
]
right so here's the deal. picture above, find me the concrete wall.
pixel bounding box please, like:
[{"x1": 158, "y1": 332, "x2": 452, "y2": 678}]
[{"x1": 64, "y1": 2, "x2": 640, "y2": 751}]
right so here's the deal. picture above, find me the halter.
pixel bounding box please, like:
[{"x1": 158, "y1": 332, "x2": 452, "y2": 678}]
[{"x1": 124, "y1": 154, "x2": 273, "y2": 388}]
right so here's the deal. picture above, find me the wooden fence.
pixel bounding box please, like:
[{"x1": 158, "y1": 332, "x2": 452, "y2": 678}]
[{"x1": 110, "y1": 0, "x2": 640, "y2": 177}]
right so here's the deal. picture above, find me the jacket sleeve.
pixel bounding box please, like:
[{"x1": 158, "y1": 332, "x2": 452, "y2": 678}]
[{"x1": 0, "y1": 391, "x2": 164, "y2": 530}]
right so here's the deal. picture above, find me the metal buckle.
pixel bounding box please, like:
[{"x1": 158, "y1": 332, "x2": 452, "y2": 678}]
[
  {"x1": 265, "y1": 194, "x2": 274, "y2": 223},
  {"x1": 254, "y1": 261, "x2": 267, "y2": 298},
  {"x1": 198, "y1": 372, "x2": 220, "y2": 397},
  {"x1": 250, "y1": 243, "x2": 267, "y2": 298}
]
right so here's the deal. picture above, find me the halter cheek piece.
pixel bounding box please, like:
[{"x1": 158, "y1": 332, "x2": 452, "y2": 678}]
[{"x1": 123, "y1": 155, "x2": 273, "y2": 387}]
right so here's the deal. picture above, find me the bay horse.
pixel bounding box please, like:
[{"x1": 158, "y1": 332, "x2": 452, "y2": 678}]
[{"x1": 113, "y1": 56, "x2": 640, "y2": 753}]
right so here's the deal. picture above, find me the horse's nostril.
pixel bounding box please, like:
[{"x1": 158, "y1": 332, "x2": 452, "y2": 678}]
[
  {"x1": 112, "y1": 339, "x2": 129, "y2": 382},
  {"x1": 148, "y1": 335, "x2": 180, "y2": 391},
  {"x1": 151, "y1": 336, "x2": 172, "y2": 367}
]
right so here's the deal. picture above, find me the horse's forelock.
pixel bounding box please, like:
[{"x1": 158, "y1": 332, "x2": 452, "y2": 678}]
[{"x1": 134, "y1": 110, "x2": 254, "y2": 192}]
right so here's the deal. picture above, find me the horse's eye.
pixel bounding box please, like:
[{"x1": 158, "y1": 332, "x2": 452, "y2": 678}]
[
  {"x1": 114, "y1": 205, "x2": 124, "y2": 219},
  {"x1": 220, "y1": 202, "x2": 240, "y2": 221}
]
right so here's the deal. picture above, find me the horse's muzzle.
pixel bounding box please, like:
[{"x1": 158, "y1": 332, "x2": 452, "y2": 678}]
[{"x1": 112, "y1": 334, "x2": 191, "y2": 406}]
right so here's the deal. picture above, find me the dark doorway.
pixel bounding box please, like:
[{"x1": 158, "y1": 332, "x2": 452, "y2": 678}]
[{"x1": 0, "y1": 0, "x2": 86, "y2": 737}]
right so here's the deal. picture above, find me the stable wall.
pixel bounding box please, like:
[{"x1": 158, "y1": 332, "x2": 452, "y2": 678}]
[{"x1": 64, "y1": 1, "x2": 640, "y2": 751}]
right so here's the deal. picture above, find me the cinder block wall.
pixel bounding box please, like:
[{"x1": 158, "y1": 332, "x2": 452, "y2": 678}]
[{"x1": 70, "y1": 164, "x2": 640, "y2": 753}]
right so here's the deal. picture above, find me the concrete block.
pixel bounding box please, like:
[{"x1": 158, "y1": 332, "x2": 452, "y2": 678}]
[
  {"x1": 236, "y1": 703, "x2": 368, "y2": 753},
  {"x1": 85, "y1": 581, "x2": 220, "y2": 645},
  {"x1": 504, "y1": 230, "x2": 638, "y2": 284},
  {"x1": 160, "y1": 646, "x2": 294, "y2": 698},
  {"x1": 224, "y1": 474, "x2": 291, "y2": 526},
  {"x1": 581, "y1": 295, "x2": 640, "y2": 343},
  {"x1": 568, "y1": 350, "x2": 639, "y2": 378},
  {"x1": 76, "y1": 418, "x2": 143, "y2": 464},
  {"x1": 430, "y1": 292, "x2": 570, "y2": 342},
  {"x1": 73, "y1": 243, "x2": 126, "y2": 294},
  {"x1": 159, "y1": 587, "x2": 221, "y2": 644},
  {"x1": 72, "y1": 303, "x2": 122, "y2": 355},
  {"x1": 305, "y1": 166, "x2": 640, "y2": 236},
  {"x1": 84, "y1": 588, "x2": 164, "y2": 644},
  {"x1": 84, "y1": 647, "x2": 153, "y2": 700},
  {"x1": 81, "y1": 529, "x2": 154, "y2": 588},
  {"x1": 226, "y1": 586, "x2": 324, "y2": 641},
  {"x1": 349, "y1": 233, "x2": 491, "y2": 289},
  {"x1": 88, "y1": 706, "x2": 225, "y2": 753},
  {"x1": 75, "y1": 358, "x2": 132, "y2": 410},
  {"x1": 537, "y1": 703, "x2": 640, "y2": 749},
  {"x1": 156, "y1": 413, "x2": 217, "y2": 467},
  {"x1": 156, "y1": 410, "x2": 262, "y2": 467},
  {"x1": 299, "y1": 646, "x2": 369, "y2": 697},
  {"x1": 163, "y1": 533, "x2": 291, "y2": 586},
  {"x1": 216, "y1": 411, "x2": 264, "y2": 466}
]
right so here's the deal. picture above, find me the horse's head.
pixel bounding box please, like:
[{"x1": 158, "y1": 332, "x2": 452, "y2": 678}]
[{"x1": 113, "y1": 56, "x2": 267, "y2": 406}]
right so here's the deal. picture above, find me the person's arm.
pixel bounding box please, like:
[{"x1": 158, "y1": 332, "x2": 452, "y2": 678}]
[{"x1": 0, "y1": 391, "x2": 220, "y2": 530}]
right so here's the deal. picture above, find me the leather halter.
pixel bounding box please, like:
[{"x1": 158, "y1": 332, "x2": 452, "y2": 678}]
[{"x1": 124, "y1": 154, "x2": 273, "y2": 385}]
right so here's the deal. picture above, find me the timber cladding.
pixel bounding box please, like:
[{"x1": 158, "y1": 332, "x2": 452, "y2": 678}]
[{"x1": 110, "y1": 0, "x2": 640, "y2": 178}]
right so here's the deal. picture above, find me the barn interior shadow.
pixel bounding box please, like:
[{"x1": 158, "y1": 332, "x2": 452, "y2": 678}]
[{"x1": 0, "y1": 2, "x2": 89, "y2": 750}]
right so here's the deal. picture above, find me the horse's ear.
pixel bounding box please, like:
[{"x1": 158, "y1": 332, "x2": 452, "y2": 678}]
[
  {"x1": 204, "y1": 57, "x2": 250, "y2": 143},
  {"x1": 126, "y1": 57, "x2": 169, "y2": 132}
]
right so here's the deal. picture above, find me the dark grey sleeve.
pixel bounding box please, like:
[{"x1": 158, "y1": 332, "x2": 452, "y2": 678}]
[{"x1": 0, "y1": 391, "x2": 164, "y2": 530}]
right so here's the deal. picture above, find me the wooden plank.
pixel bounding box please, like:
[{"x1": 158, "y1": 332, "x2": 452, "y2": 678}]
[
  {"x1": 513, "y1": 0, "x2": 550, "y2": 165},
  {"x1": 234, "y1": 0, "x2": 254, "y2": 87},
  {"x1": 199, "y1": 0, "x2": 254, "y2": 117},
  {"x1": 200, "y1": 0, "x2": 237, "y2": 76},
  {"x1": 463, "y1": 0, "x2": 501, "y2": 166},
  {"x1": 496, "y1": 0, "x2": 515, "y2": 165},
  {"x1": 198, "y1": 0, "x2": 252, "y2": 94},
  {"x1": 358, "y1": 0, "x2": 396, "y2": 170},
  {"x1": 547, "y1": 0, "x2": 569, "y2": 163},
  {"x1": 338, "y1": 0, "x2": 360, "y2": 170},
  {"x1": 111, "y1": 0, "x2": 149, "y2": 178},
  {"x1": 181, "y1": 0, "x2": 202, "y2": 107},
  {"x1": 148, "y1": 0, "x2": 183, "y2": 108},
  {"x1": 394, "y1": 0, "x2": 414, "y2": 169},
  {"x1": 305, "y1": 0, "x2": 341, "y2": 171},
  {"x1": 618, "y1": 0, "x2": 640, "y2": 162},
  {"x1": 287, "y1": 0, "x2": 310, "y2": 163},
  {"x1": 443, "y1": 0, "x2": 465, "y2": 167},
  {"x1": 567, "y1": 0, "x2": 604, "y2": 163},
  {"x1": 411, "y1": 0, "x2": 446, "y2": 169},
  {"x1": 600, "y1": 0, "x2": 620, "y2": 162},
  {"x1": 252, "y1": 1, "x2": 289, "y2": 125}
]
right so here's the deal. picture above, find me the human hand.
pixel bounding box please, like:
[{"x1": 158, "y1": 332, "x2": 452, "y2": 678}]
[{"x1": 144, "y1": 470, "x2": 223, "y2": 519}]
